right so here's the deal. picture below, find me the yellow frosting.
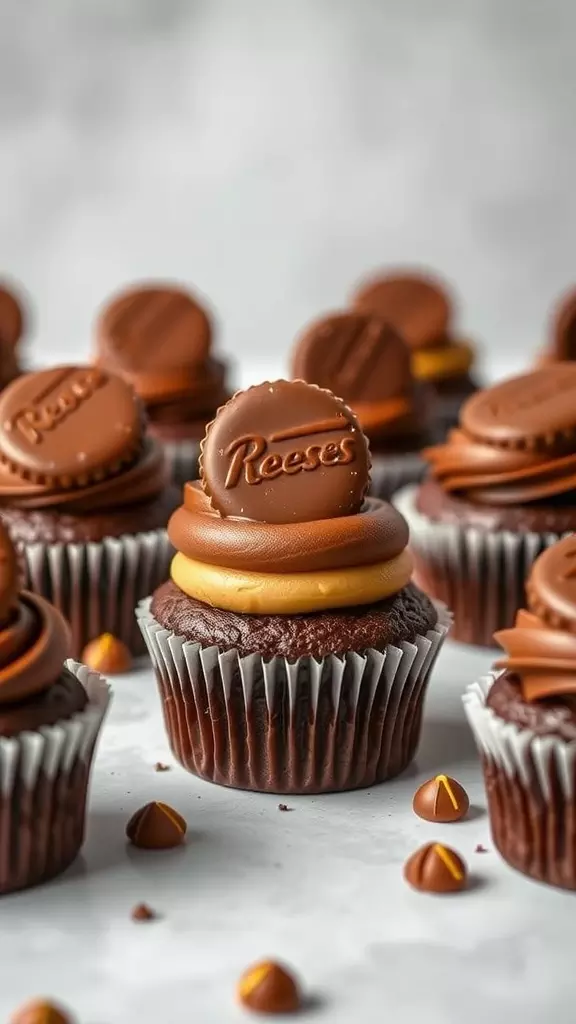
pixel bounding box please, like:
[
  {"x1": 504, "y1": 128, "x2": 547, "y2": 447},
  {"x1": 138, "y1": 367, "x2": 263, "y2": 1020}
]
[
  {"x1": 412, "y1": 340, "x2": 474, "y2": 382},
  {"x1": 170, "y1": 549, "x2": 414, "y2": 615}
]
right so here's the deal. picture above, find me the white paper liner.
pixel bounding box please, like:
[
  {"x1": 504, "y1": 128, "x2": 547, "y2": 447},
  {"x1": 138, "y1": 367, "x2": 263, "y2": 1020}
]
[
  {"x1": 136, "y1": 598, "x2": 450, "y2": 794},
  {"x1": 160, "y1": 439, "x2": 201, "y2": 489},
  {"x1": 369, "y1": 452, "x2": 427, "y2": 501},
  {"x1": 464, "y1": 671, "x2": 576, "y2": 888},
  {"x1": 22, "y1": 528, "x2": 173, "y2": 659},
  {"x1": 394, "y1": 484, "x2": 567, "y2": 648},
  {"x1": 0, "y1": 660, "x2": 110, "y2": 895}
]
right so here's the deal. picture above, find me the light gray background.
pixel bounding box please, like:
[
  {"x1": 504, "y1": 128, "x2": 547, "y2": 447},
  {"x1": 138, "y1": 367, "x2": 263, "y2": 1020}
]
[{"x1": 1, "y1": 0, "x2": 575, "y2": 383}]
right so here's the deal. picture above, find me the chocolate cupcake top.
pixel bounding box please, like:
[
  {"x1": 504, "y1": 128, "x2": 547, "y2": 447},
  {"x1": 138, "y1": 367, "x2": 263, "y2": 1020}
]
[
  {"x1": 290, "y1": 311, "x2": 432, "y2": 446},
  {"x1": 424, "y1": 364, "x2": 576, "y2": 505},
  {"x1": 0, "y1": 365, "x2": 167, "y2": 513},
  {"x1": 491, "y1": 537, "x2": 576, "y2": 735},
  {"x1": 168, "y1": 379, "x2": 415, "y2": 615},
  {"x1": 94, "y1": 281, "x2": 229, "y2": 429},
  {"x1": 349, "y1": 270, "x2": 475, "y2": 385}
]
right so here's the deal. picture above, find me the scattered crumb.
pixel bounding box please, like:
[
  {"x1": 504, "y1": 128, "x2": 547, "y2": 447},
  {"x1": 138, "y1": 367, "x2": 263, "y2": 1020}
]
[
  {"x1": 131, "y1": 902, "x2": 156, "y2": 921},
  {"x1": 154, "y1": 762, "x2": 170, "y2": 772},
  {"x1": 278, "y1": 803, "x2": 293, "y2": 812},
  {"x1": 475, "y1": 843, "x2": 489, "y2": 854}
]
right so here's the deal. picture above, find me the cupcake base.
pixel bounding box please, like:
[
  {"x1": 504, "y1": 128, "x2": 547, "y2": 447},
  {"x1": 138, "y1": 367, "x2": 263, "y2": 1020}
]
[
  {"x1": 136, "y1": 596, "x2": 449, "y2": 794},
  {"x1": 0, "y1": 661, "x2": 110, "y2": 895},
  {"x1": 464, "y1": 672, "x2": 576, "y2": 889}
]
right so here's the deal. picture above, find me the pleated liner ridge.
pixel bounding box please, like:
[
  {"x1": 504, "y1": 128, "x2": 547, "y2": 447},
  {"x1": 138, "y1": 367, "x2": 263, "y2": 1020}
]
[
  {"x1": 464, "y1": 673, "x2": 576, "y2": 890},
  {"x1": 160, "y1": 439, "x2": 201, "y2": 490},
  {"x1": 368, "y1": 452, "x2": 426, "y2": 502},
  {"x1": 137, "y1": 599, "x2": 449, "y2": 794},
  {"x1": 0, "y1": 661, "x2": 110, "y2": 895}
]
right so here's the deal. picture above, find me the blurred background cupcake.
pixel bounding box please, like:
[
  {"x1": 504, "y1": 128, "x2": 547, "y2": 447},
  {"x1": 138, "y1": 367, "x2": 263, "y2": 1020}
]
[
  {"x1": 464, "y1": 535, "x2": 576, "y2": 889},
  {"x1": 94, "y1": 281, "x2": 232, "y2": 487},
  {"x1": 537, "y1": 283, "x2": 576, "y2": 366},
  {"x1": 290, "y1": 310, "x2": 435, "y2": 500},
  {"x1": 350, "y1": 269, "x2": 480, "y2": 437},
  {"x1": 0, "y1": 279, "x2": 28, "y2": 387},
  {"x1": 0, "y1": 518, "x2": 109, "y2": 894},
  {"x1": 138, "y1": 378, "x2": 449, "y2": 794},
  {"x1": 395, "y1": 363, "x2": 576, "y2": 647},
  {"x1": 0, "y1": 364, "x2": 178, "y2": 657}
]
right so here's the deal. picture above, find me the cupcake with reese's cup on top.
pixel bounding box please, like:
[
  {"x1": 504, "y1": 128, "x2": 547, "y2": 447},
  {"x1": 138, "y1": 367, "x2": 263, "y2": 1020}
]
[
  {"x1": 0, "y1": 364, "x2": 178, "y2": 658},
  {"x1": 290, "y1": 311, "x2": 435, "y2": 501},
  {"x1": 137, "y1": 379, "x2": 450, "y2": 794},
  {"x1": 464, "y1": 534, "x2": 576, "y2": 889},
  {"x1": 94, "y1": 281, "x2": 231, "y2": 487},
  {"x1": 395, "y1": 363, "x2": 576, "y2": 647},
  {"x1": 351, "y1": 269, "x2": 480, "y2": 437},
  {"x1": 0, "y1": 518, "x2": 110, "y2": 894}
]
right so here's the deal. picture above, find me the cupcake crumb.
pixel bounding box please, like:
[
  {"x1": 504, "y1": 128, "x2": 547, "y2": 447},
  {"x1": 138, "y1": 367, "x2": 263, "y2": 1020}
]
[
  {"x1": 154, "y1": 762, "x2": 170, "y2": 772},
  {"x1": 475, "y1": 843, "x2": 489, "y2": 854},
  {"x1": 278, "y1": 803, "x2": 293, "y2": 812}
]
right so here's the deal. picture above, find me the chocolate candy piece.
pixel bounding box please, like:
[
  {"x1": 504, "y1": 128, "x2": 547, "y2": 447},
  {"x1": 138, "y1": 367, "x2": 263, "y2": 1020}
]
[
  {"x1": 126, "y1": 801, "x2": 187, "y2": 849},
  {"x1": 404, "y1": 842, "x2": 467, "y2": 893},
  {"x1": 351, "y1": 272, "x2": 451, "y2": 349},
  {"x1": 461, "y1": 364, "x2": 576, "y2": 451},
  {"x1": 551, "y1": 286, "x2": 576, "y2": 360},
  {"x1": 131, "y1": 902, "x2": 156, "y2": 921},
  {"x1": 0, "y1": 366, "x2": 142, "y2": 485},
  {"x1": 81, "y1": 633, "x2": 132, "y2": 675},
  {"x1": 291, "y1": 311, "x2": 412, "y2": 404},
  {"x1": 526, "y1": 534, "x2": 576, "y2": 632},
  {"x1": 200, "y1": 380, "x2": 370, "y2": 524},
  {"x1": 0, "y1": 283, "x2": 24, "y2": 349},
  {"x1": 9, "y1": 1000, "x2": 73, "y2": 1024},
  {"x1": 237, "y1": 960, "x2": 301, "y2": 1015},
  {"x1": 97, "y1": 282, "x2": 211, "y2": 373},
  {"x1": 412, "y1": 774, "x2": 469, "y2": 823},
  {"x1": 0, "y1": 519, "x2": 19, "y2": 626}
]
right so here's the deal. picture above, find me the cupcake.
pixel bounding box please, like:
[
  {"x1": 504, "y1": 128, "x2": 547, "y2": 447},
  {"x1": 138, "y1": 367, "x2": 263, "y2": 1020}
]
[
  {"x1": 394, "y1": 363, "x2": 576, "y2": 647},
  {"x1": 137, "y1": 379, "x2": 449, "y2": 794},
  {"x1": 0, "y1": 280, "x2": 26, "y2": 387},
  {"x1": 290, "y1": 311, "x2": 435, "y2": 500},
  {"x1": 0, "y1": 518, "x2": 109, "y2": 894},
  {"x1": 94, "y1": 281, "x2": 231, "y2": 487},
  {"x1": 537, "y1": 284, "x2": 576, "y2": 366},
  {"x1": 464, "y1": 534, "x2": 576, "y2": 889},
  {"x1": 0, "y1": 364, "x2": 178, "y2": 658},
  {"x1": 350, "y1": 270, "x2": 479, "y2": 436}
]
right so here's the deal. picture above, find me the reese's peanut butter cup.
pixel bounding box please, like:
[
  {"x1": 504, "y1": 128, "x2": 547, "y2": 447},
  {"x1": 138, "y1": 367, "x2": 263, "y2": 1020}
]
[
  {"x1": 0, "y1": 282, "x2": 24, "y2": 350},
  {"x1": 526, "y1": 534, "x2": 576, "y2": 632},
  {"x1": 200, "y1": 379, "x2": 370, "y2": 524},
  {"x1": 351, "y1": 272, "x2": 451, "y2": 349},
  {"x1": 461, "y1": 364, "x2": 576, "y2": 451},
  {"x1": 0, "y1": 366, "x2": 142, "y2": 485}
]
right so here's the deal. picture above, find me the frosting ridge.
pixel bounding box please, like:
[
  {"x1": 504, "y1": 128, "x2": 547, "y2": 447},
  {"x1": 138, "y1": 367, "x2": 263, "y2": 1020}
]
[{"x1": 0, "y1": 591, "x2": 71, "y2": 705}]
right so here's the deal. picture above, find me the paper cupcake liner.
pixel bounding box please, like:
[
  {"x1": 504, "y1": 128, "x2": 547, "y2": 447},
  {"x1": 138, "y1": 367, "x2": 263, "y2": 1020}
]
[
  {"x1": 0, "y1": 660, "x2": 110, "y2": 895},
  {"x1": 464, "y1": 672, "x2": 576, "y2": 889},
  {"x1": 23, "y1": 529, "x2": 173, "y2": 660},
  {"x1": 368, "y1": 453, "x2": 427, "y2": 502},
  {"x1": 136, "y1": 598, "x2": 450, "y2": 794},
  {"x1": 160, "y1": 439, "x2": 201, "y2": 489},
  {"x1": 394, "y1": 485, "x2": 566, "y2": 648}
]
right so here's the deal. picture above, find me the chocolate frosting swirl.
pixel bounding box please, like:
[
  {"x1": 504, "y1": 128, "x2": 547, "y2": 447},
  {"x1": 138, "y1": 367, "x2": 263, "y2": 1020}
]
[
  {"x1": 0, "y1": 590, "x2": 71, "y2": 705},
  {"x1": 495, "y1": 609, "x2": 576, "y2": 703},
  {"x1": 169, "y1": 481, "x2": 409, "y2": 573}
]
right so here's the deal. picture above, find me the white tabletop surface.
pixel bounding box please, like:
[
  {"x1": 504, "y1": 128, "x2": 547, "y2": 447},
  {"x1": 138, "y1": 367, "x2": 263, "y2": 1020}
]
[{"x1": 1, "y1": 637, "x2": 574, "y2": 1024}]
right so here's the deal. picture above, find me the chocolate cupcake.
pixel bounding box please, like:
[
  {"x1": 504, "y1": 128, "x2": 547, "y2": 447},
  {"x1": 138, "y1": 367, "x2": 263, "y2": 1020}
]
[
  {"x1": 0, "y1": 518, "x2": 110, "y2": 894},
  {"x1": 94, "y1": 281, "x2": 231, "y2": 487},
  {"x1": 351, "y1": 270, "x2": 479, "y2": 436},
  {"x1": 464, "y1": 535, "x2": 576, "y2": 889},
  {"x1": 394, "y1": 364, "x2": 576, "y2": 647},
  {"x1": 137, "y1": 379, "x2": 449, "y2": 794},
  {"x1": 0, "y1": 280, "x2": 26, "y2": 388},
  {"x1": 290, "y1": 311, "x2": 435, "y2": 500},
  {"x1": 0, "y1": 365, "x2": 178, "y2": 658}
]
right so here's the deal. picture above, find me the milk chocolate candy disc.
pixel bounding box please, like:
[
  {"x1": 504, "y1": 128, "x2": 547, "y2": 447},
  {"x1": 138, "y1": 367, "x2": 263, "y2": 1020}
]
[
  {"x1": 0, "y1": 283, "x2": 24, "y2": 349},
  {"x1": 351, "y1": 273, "x2": 451, "y2": 349},
  {"x1": 97, "y1": 283, "x2": 211, "y2": 371},
  {"x1": 200, "y1": 380, "x2": 370, "y2": 524},
  {"x1": 527, "y1": 534, "x2": 576, "y2": 632},
  {"x1": 461, "y1": 364, "x2": 576, "y2": 450},
  {"x1": 291, "y1": 312, "x2": 412, "y2": 404},
  {"x1": 551, "y1": 286, "x2": 576, "y2": 361},
  {"x1": 0, "y1": 366, "x2": 142, "y2": 484}
]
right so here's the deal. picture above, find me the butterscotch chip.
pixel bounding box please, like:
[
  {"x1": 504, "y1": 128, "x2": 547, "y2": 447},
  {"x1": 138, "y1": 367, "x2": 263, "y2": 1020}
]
[
  {"x1": 412, "y1": 774, "x2": 469, "y2": 823},
  {"x1": 404, "y1": 842, "x2": 467, "y2": 893},
  {"x1": 126, "y1": 801, "x2": 187, "y2": 849},
  {"x1": 526, "y1": 534, "x2": 576, "y2": 631},
  {"x1": 351, "y1": 272, "x2": 451, "y2": 349},
  {"x1": 200, "y1": 380, "x2": 370, "y2": 524},
  {"x1": 237, "y1": 960, "x2": 301, "y2": 1014},
  {"x1": 81, "y1": 633, "x2": 132, "y2": 675},
  {"x1": 10, "y1": 999, "x2": 73, "y2": 1024}
]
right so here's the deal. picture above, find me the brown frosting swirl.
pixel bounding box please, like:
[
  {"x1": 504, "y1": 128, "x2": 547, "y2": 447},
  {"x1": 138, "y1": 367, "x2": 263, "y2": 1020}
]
[
  {"x1": 169, "y1": 481, "x2": 409, "y2": 573},
  {"x1": 495, "y1": 609, "x2": 576, "y2": 703},
  {"x1": 0, "y1": 590, "x2": 71, "y2": 705}
]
